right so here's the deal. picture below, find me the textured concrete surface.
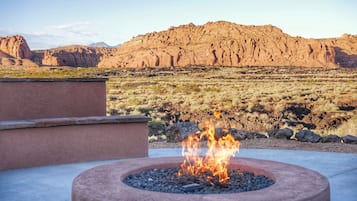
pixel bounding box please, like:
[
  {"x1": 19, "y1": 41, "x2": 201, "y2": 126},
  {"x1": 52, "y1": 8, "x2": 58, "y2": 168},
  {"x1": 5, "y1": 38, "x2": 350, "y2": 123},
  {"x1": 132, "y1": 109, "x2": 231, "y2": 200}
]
[
  {"x1": 0, "y1": 121, "x2": 149, "y2": 170},
  {"x1": 0, "y1": 148, "x2": 356, "y2": 201},
  {"x1": 72, "y1": 157, "x2": 330, "y2": 201},
  {"x1": 0, "y1": 78, "x2": 106, "y2": 121}
]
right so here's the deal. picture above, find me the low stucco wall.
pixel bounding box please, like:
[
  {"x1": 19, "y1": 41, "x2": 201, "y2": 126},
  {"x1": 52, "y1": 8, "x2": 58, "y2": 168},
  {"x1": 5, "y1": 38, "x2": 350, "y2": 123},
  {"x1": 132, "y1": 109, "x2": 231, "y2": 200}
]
[
  {"x1": 0, "y1": 116, "x2": 150, "y2": 170},
  {"x1": 0, "y1": 78, "x2": 107, "y2": 121}
]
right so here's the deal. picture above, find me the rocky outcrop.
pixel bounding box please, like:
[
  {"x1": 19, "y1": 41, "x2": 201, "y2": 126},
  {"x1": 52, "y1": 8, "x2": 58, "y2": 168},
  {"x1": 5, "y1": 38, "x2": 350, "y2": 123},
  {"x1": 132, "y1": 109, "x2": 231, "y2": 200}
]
[
  {"x1": 98, "y1": 21, "x2": 357, "y2": 68},
  {"x1": 0, "y1": 35, "x2": 32, "y2": 59},
  {"x1": 32, "y1": 46, "x2": 113, "y2": 67},
  {"x1": 327, "y1": 34, "x2": 357, "y2": 67},
  {"x1": 0, "y1": 35, "x2": 38, "y2": 67},
  {"x1": 1, "y1": 21, "x2": 357, "y2": 68}
]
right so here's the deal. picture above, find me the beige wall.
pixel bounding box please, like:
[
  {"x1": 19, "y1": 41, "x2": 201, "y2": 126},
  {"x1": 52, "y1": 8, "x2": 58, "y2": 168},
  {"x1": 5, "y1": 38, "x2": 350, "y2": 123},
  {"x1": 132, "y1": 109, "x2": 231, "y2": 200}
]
[
  {"x1": 0, "y1": 122, "x2": 148, "y2": 170},
  {"x1": 0, "y1": 79, "x2": 106, "y2": 121}
]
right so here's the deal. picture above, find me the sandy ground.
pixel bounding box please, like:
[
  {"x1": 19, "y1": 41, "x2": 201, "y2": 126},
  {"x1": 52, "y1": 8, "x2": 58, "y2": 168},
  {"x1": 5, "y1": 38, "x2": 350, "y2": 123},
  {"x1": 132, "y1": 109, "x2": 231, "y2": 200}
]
[{"x1": 149, "y1": 138, "x2": 357, "y2": 153}]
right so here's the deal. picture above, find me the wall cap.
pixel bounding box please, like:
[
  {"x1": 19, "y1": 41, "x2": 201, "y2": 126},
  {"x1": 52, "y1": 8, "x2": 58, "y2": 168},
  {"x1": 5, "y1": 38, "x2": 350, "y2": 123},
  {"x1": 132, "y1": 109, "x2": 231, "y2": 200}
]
[{"x1": 0, "y1": 115, "x2": 151, "y2": 130}]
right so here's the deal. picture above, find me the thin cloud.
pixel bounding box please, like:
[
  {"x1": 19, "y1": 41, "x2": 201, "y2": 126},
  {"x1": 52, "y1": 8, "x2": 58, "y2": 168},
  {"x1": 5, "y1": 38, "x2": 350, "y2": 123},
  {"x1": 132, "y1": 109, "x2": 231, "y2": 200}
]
[
  {"x1": 50, "y1": 21, "x2": 91, "y2": 30},
  {"x1": 49, "y1": 21, "x2": 99, "y2": 38}
]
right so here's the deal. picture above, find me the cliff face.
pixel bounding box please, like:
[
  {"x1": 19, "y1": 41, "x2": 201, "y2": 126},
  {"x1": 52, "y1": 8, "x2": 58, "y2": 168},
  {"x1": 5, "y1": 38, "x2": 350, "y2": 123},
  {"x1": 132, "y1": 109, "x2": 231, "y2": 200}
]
[
  {"x1": 32, "y1": 46, "x2": 113, "y2": 67},
  {"x1": 327, "y1": 34, "x2": 357, "y2": 67},
  {"x1": 98, "y1": 21, "x2": 356, "y2": 68},
  {"x1": 0, "y1": 35, "x2": 32, "y2": 59},
  {"x1": 1, "y1": 21, "x2": 356, "y2": 68},
  {"x1": 0, "y1": 35, "x2": 38, "y2": 67}
]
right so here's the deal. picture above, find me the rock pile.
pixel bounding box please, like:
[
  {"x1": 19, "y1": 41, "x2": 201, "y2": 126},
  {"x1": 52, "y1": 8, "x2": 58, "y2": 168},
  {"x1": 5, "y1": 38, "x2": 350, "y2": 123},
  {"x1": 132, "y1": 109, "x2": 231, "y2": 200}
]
[{"x1": 149, "y1": 121, "x2": 357, "y2": 144}]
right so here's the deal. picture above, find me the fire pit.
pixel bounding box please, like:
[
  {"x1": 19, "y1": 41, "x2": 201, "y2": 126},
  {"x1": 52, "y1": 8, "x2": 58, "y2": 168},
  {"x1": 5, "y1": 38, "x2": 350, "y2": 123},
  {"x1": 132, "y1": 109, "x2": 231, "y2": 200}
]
[
  {"x1": 72, "y1": 157, "x2": 330, "y2": 201},
  {"x1": 72, "y1": 115, "x2": 329, "y2": 200}
]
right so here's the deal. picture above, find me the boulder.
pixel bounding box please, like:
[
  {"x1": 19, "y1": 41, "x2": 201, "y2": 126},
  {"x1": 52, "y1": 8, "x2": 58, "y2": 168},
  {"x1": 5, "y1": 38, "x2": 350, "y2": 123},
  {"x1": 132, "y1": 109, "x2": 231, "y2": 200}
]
[
  {"x1": 246, "y1": 131, "x2": 267, "y2": 139},
  {"x1": 295, "y1": 130, "x2": 321, "y2": 143},
  {"x1": 273, "y1": 128, "x2": 294, "y2": 139},
  {"x1": 148, "y1": 121, "x2": 166, "y2": 136},
  {"x1": 228, "y1": 128, "x2": 248, "y2": 140},
  {"x1": 342, "y1": 135, "x2": 357, "y2": 144},
  {"x1": 165, "y1": 122, "x2": 200, "y2": 142},
  {"x1": 321, "y1": 134, "x2": 341, "y2": 143}
]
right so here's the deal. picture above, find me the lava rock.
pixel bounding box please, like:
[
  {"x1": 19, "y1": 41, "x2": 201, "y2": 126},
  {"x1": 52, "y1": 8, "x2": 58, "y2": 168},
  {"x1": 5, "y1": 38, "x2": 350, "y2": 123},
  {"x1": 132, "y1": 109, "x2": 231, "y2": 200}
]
[
  {"x1": 123, "y1": 167, "x2": 274, "y2": 194},
  {"x1": 267, "y1": 129, "x2": 278, "y2": 138},
  {"x1": 321, "y1": 134, "x2": 341, "y2": 143},
  {"x1": 229, "y1": 128, "x2": 247, "y2": 140},
  {"x1": 342, "y1": 135, "x2": 357, "y2": 144},
  {"x1": 295, "y1": 130, "x2": 321, "y2": 143},
  {"x1": 166, "y1": 122, "x2": 200, "y2": 142},
  {"x1": 182, "y1": 183, "x2": 202, "y2": 192},
  {"x1": 275, "y1": 128, "x2": 294, "y2": 139},
  {"x1": 148, "y1": 121, "x2": 166, "y2": 136},
  {"x1": 246, "y1": 131, "x2": 267, "y2": 139}
]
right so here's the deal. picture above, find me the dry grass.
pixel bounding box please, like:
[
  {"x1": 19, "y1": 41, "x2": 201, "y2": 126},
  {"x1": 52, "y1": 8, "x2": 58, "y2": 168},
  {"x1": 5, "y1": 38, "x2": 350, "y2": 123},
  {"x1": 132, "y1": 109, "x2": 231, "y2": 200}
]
[
  {"x1": 106, "y1": 67, "x2": 357, "y2": 136},
  {"x1": 2, "y1": 66, "x2": 356, "y2": 136}
]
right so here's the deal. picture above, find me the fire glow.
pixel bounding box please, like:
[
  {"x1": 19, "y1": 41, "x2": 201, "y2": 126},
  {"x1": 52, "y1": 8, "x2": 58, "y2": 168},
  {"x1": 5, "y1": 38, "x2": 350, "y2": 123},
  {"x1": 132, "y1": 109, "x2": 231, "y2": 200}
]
[{"x1": 178, "y1": 112, "x2": 240, "y2": 184}]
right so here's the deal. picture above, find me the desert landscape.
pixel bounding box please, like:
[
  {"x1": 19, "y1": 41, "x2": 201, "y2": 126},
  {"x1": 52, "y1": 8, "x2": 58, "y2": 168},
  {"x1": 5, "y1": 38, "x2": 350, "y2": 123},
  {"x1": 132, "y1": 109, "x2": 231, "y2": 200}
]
[
  {"x1": 1, "y1": 21, "x2": 356, "y2": 152},
  {"x1": 1, "y1": 1, "x2": 357, "y2": 201},
  {"x1": 1, "y1": 21, "x2": 357, "y2": 68}
]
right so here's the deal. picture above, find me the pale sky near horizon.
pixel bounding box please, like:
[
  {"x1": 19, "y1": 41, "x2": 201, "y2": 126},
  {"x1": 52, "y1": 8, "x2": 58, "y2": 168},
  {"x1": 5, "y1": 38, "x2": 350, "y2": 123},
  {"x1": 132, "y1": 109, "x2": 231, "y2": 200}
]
[{"x1": 0, "y1": 0, "x2": 356, "y2": 50}]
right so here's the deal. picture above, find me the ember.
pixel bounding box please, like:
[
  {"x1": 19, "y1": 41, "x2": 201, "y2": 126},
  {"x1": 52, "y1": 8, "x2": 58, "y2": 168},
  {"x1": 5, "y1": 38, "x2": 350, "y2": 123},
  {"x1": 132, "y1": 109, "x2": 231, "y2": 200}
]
[{"x1": 178, "y1": 112, "x2": 240, "y2": 184}]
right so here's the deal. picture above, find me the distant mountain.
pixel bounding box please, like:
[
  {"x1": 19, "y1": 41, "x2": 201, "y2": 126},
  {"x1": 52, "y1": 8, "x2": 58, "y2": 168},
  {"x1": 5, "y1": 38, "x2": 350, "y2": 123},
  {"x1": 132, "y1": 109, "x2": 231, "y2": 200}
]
[
  {"x1": 32, "y1": 45, "x2": 113, "y2": 67},
  {"x1": 1, "y1": 21, "x2": 357, "y2": 68},
  {"x1": 88, "y1": 42, "x2": 116, "y2": 48},
  {"x1": 98, "y1": 21, "x2": 357, "y2": 68}
]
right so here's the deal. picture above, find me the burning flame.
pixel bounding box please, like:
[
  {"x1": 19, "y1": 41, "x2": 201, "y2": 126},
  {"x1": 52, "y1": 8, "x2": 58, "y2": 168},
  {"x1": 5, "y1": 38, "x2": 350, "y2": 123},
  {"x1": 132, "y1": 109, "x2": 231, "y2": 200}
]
[{"x1": 178, "y1": 112, "x2": 240, "y2": 184}]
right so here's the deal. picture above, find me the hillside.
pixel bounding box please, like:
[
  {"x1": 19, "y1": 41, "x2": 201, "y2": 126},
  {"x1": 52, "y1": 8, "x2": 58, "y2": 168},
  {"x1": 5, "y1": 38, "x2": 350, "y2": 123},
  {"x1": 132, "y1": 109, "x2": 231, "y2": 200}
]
[
  {"x1": 99, "y1": 21, "x2": 357, "y2": 68},
  {"x1": 32, "y1": 45, "x2": 112, "y2": 67},
  {"x1": 1, "y1": 21, "x2": 356, "y2": 68}
]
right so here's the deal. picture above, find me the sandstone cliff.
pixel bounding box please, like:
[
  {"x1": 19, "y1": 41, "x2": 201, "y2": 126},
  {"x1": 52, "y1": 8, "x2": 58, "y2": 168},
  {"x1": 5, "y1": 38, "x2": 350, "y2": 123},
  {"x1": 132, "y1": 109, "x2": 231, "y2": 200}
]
[
  {"x1": 0, "y1": 35, "x2": 32, "y2": 59},
  {"x1": 0, "y1": 35, "x2": 38, "y2": 67},
  {"x1": 32, "y1": 46, "x2": 113, "y2": 67},
  {"x1": 326, "y1": 34, "x2": 357, "y2": 67},
  {"x1": 1, "y1": 21, "x2": 356, "y2": 68},
  {"x1": 98, "y1": 21, "x2": 357, "y2": 68}
]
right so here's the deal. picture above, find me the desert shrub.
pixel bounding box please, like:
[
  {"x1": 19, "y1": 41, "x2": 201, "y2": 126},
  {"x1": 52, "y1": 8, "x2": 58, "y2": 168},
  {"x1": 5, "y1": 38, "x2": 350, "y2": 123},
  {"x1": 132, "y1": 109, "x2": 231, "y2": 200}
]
[{"x1": 327, "y1": 115, "x2": 357, "y2": 136}]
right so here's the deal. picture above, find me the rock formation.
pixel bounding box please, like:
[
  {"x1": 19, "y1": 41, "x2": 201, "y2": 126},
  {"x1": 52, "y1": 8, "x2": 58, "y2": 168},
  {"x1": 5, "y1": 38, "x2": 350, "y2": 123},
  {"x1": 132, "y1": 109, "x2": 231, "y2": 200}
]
[
  {"x1": 0, "y1": 35, "x2": 38, "y2": 67},
  {"x1": 98, "y1": 21, "x2": 357, "y2": 68},
  {"x1": 0, "y1": 35, "x2": 32, "y2": 59},
  {"x1": 326, "y1": 34, "x2": 357, "y2": 67},
  {"x1": 1, "y1": 21, "x2": 356, "y2": 68},
  {"x1": 32, "y1": 46, "x2": 113, "y2": 67}
]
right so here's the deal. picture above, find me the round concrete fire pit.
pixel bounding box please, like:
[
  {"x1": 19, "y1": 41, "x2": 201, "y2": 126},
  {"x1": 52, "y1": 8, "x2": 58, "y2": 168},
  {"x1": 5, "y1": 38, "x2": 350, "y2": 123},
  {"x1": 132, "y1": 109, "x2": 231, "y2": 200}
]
[{"x1": 72, "y1": 157, "x2": 330, "y2": 201}]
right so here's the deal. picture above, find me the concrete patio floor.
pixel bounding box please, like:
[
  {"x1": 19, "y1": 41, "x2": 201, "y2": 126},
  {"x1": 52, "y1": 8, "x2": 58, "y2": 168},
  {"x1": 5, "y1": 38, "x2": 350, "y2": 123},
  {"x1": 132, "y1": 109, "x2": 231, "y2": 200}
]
[{"x1": 0, "y1": 148, "x2": 356, "y2": 201}]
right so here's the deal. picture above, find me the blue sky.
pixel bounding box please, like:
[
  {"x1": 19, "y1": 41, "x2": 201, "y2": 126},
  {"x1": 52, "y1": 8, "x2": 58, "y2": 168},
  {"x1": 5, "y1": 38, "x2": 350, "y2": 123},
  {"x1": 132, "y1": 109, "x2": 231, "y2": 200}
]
[{"x1": 0, "y1": 0, "x2": 356, "y2": 50}]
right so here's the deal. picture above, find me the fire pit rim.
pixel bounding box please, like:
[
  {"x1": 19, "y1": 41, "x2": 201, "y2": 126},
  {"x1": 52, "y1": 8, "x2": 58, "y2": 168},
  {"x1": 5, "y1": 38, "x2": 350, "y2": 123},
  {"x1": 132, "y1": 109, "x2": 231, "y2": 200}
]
[{"x1": 72, "y1": 157, "x2": 330, "y2": 201}]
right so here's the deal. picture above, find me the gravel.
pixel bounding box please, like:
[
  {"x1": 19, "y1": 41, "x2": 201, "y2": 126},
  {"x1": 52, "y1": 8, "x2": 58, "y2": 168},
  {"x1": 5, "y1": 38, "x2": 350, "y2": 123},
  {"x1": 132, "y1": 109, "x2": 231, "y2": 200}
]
[{"x1": 123, "y1": 167, "x2": 274, "y2": 194}]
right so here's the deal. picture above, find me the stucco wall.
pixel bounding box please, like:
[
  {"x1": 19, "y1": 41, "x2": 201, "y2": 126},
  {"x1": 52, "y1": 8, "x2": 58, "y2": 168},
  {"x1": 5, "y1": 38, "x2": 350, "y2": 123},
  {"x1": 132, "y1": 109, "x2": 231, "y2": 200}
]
[
  {"x1": 0, "y1": 119, "x2": 149, "y2": 170},
  {"x1": 0, "y1": 78, "x2": 107, "y2": 121}
]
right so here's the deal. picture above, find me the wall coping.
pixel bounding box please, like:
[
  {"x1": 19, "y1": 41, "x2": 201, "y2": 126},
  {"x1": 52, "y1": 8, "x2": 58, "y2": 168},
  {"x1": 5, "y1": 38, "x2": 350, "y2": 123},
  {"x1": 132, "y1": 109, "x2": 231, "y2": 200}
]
[
  {"x1": 0, "y1": 78, "x2": 108, "y2": 82},
  {"x1": 0, "y1": 115, "x2": 151, "y2": 130}
]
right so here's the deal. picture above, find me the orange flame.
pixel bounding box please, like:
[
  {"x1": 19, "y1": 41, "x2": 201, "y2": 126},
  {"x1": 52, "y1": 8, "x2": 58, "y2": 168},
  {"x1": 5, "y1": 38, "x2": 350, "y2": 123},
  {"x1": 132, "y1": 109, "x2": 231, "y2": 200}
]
[{"x1": 178, "y1": 113, "x2": 240, "y2": 184}]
